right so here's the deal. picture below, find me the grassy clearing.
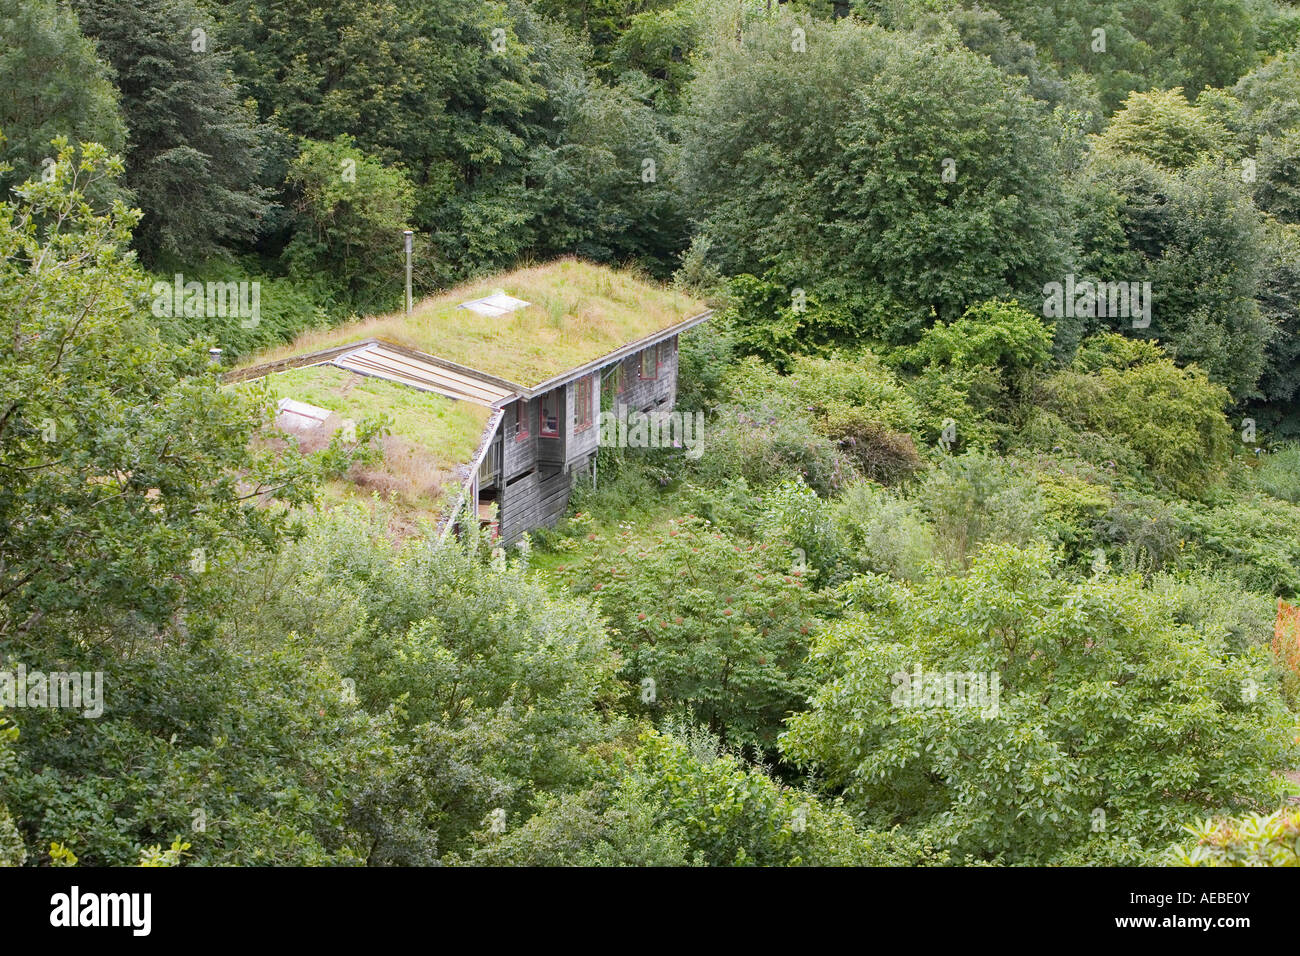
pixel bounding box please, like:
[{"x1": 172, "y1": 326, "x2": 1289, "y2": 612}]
[{"x1": 236, "y1": 258, "x2": 706, "y2": 387}]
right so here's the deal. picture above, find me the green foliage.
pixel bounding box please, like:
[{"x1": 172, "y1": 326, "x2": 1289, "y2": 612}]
[
  {"x1": 10, "y1": 0, "x2": 1300, "y2": 870},
  {"x1": 681, "y1": 14, "x2": 1067, "y2": 329},
  {"x1": 973, "y1": 0, "x2": 1274, "y2": 112},
  {"x1": 674, "y1": 321, "x2": 737, "y2": 412},
  {"x1": 0, "y1": 0, "x2": 126, "y2": 196},
  {"x1": 1068, "y1": 155, "x2": 1269, "y2": 400},
  {"x1": 0, "y1": 145, "x2": 314, "y2": 644},
  {"x1": 149, "y1": 263, "x2": 341, "y2": 360},
  {"x1": 71, "y1": 0, "x2": 273, "y2": 262},
  {"x1": 829, "y1": 481, "x2": 939, "y2": 583},
  {"x1": 526, "y1": 70, "x2": 688, "y2": 271},
  {"x1": 917, "y1": 452, "x2": 1048, "y2": 568},
  {"x1": 1178, "y1": 493, "x2": 1300, "y2": 596},
  {"x1": 0, "y1": 714, "x2": 23, "y2": 866},
  {"x1": 616, "y1": 726, "x2": 936, "y2": 866},
  {"x1": 1257, "y1": 442, "x2": 1300, "y2": 502},
  {"x1": 910, "y1": 299, "x2": 1054, "y2": 375},
  {"x1": 5, "y1": 509, "x2": 623, "y2": 865},
  {"x1": 1167, "y1": 809, "x2": 1300, "y2": 865},
  {"x1": 1040, "y1": 335, "x2": 1234, "y2": 496},
  {"x1": 726, "y1": 350, "x2": 924, "y2": 484},
  {"x1": 1249, "y1": 221, "x2": 1300, "y2": 434},
  {"x1": 556, "y1": 515, "x2": 829, "y2": 750},
  {"x1": 451, "y1": 779, "x2": 697, "y2": 866},
  {"x1": 610, "y1": 2, "x2": 706, "y2": 111},
  {"x1": 282, "y1": 135, "x2": 416, "y2": 311},
  {"x1": 1094, "y1": 87, "x2": 1236, "y2": 169},
  {"x1": 782, "y1": 545, "x2": 1298, "y2": 864},
  {"x1": 690, "y1": 373, "x2": 857, "y2": 496}
]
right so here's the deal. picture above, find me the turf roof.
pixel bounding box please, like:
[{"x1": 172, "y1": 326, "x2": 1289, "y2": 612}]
[{"x1": 236, "y1": 258, "x2": 707, "y2": 388}]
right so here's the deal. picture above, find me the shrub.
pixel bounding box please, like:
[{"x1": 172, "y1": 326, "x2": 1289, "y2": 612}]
[
  {"x1": 782, "y1": 545, "x2": 1299, "y2": 864},
  {"x1": 557, "y1": 515, "x2": 831, "y2": 750},
  {"x1": 829, "y1": 482, "x2": 939, "y2": 582},
  {"x1": 1040, "y1": 335, "x2": 1234, "y2": 497},
  {"x1": 916, "y1": 452, "x2": 1048, "y2": 569},
  {"x1": 1166, "y1": 810, "x2": 1300, "y2": 866}
]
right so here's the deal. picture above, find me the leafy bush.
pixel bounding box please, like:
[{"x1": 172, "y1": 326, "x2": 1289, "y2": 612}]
[
  {"x1": 690, "y1": 397, "x2": 855, "y2": 496},
  {"x1": 282, "y1": 135, "x2": 416, "y2": 312},
  {"x1": 782, "y1": 545, "x2": 1299, "y2": 864},
  {"x1": 1166, "y1": 809, "x2": 1300, "y2": 866},
  {"x1": 916, "y1": 452, "x2": 1049, "y2": 569},
  {"x1": 1040, "y1": 335, "x2": 1234, "y2": 496},
  {"x1": 556, "y1": 515, "x2": 830, "y2": 750},
  {"x1": 1257, "y1": 442, "x2": 1300, "y2": 502},
  {"x1": 830, "y1": 482, "x2": 939, "y2": 583}
]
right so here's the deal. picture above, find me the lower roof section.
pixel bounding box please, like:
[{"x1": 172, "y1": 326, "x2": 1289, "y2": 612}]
[{"x1": 332, "y1": 342, "x2": 516, "y2": 407}]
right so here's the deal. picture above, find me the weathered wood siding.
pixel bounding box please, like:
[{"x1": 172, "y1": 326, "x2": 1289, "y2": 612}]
[
  {"x1": 603, "y1": 337, "x2": 678, "y2": 414},
  {"x1": 495, "y1": 336, "x2": 681, "y2": 544},
  {"x1": 566, "y1": 371, "x2": 600, "y2": 466},
  {"x1": 502, "y1": 396, "x2": 537, "y2": 479},
  {"x1": 498, "y1": 467, "x2": 572, "y2": 545}
]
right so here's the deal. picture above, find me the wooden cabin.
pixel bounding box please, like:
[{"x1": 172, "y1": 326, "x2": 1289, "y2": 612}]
[{"x1": 227, "y1": 260, "x2": 711, "y2": 544}]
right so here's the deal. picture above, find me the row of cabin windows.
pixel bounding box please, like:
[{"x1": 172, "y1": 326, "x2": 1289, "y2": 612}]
[
  {"x1": 513, "y1": 375, "x2": 598, "y2": 442},
  {"x1": 511, "y1": 341, "x2": 674, "y2": 442},
  {"x1": 614, "y1": 340, "x2": 674, "y2": 392}
]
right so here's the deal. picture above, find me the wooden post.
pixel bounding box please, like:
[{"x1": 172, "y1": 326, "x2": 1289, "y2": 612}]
[{"x1": 404, "y1": 230, "x2": 413, "y2": 316}]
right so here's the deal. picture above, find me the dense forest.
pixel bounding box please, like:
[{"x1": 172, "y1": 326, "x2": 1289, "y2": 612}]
[{"x1": 3, "y1": 0, "x2": 1300, "y2": 869}]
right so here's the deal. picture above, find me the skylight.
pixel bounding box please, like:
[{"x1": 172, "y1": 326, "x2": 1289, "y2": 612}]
[
  {"x1": 457, "y1": 292, "x2": 530, "y2": 317},
  {"x1": 276, "y1": 396, "x2": 333, "y2": 432}
]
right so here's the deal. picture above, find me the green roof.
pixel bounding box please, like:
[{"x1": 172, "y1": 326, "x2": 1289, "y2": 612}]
[
  {"x1": 236, "y1": 258, "x2": 707, "y2": 388},
  {"x1": 253, "y1": 364, "x2": 492, "y2": 512}
]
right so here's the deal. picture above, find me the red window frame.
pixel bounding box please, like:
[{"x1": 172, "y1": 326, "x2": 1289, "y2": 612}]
[
  {"x1": 539, "y1": 393, "x2": 560, "y2": 438},
  {"x1": 575, "y1": 376, "x2": 595, "y2": 432},
  {"x1": 513, "y1": 400, "x2": 530, "y2": 442}
]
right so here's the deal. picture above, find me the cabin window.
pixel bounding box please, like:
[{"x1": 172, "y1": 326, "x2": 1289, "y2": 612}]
[
  {"x1": 659, "y1": 340, "x2": 673, "y2": 366},
  {"x1": 512, "y1": 400, "x2": 529, "y2": 441},
  {"x1": 539, "y1": 393, "x2": 560, "y2": 438},
  {"x1": 575, "y1": 376, "x2": 595, "y2": 432},
  {"x1": 612, "y1": 363, "x2": 625, "y2": 394},
  {"x1": 639, "y1": 348, "x2": 657, "y2": 380}
]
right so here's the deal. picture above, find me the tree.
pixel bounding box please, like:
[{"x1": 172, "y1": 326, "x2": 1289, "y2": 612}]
[
  {"x1": 526, "y1": 72, "x2": 688, "y2": 271},
  {"x1": 220, "y1": 0, "x2": 554, "y2": 279},
  {"x1": 1068, "y1": 154, "x2": 1269, "y2": 399},
  {"x1": 781, "y1": 545, "x2": 1298, "y2": 864},
  {"x1": 281, "y1": 135, "x2": 416, "y2": 311},
  {"x1": 1093, "y1": 88, "x2": 1236, "y2": 169},
  {"x1": 1040, "y1": 334, "x2": 1234, "y2": 497},
  {"x1": 0, "y1": 0, "x2": 126, "y2": 193},
  {"x1": 71, "y1": 0, "x2": 273, "y2": 262},
  {"x1": 1232, "y1": 49, "x2": 1300, "y2": 224},
  {"x1": 680, "y1": 14, "x2": 1067, "y2": 334},
  {"x1": 0, "y1": 143, "x2": 313, "y2": 646},
  {"x1": 610, "y1": 1, "x2": 707, "y2": 111},
  {"x1": 1249, "y1": 220, "x2": 1300, "y2": 435},
  {"x1": 558, "y1": 515, "x2": 830, "y2": 750}
]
